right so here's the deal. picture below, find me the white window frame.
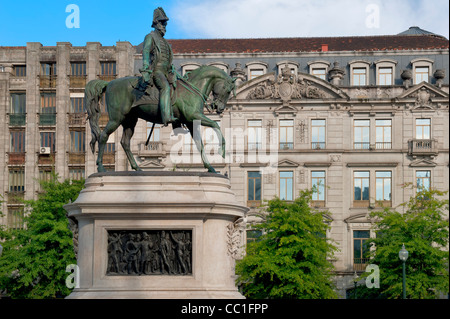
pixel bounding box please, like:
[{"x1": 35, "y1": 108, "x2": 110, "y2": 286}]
[
  {"x1": 349, "y1": 60, "x2": 371, "y2": 86},
  {"x1": 308, "y1": 60, "x2": 331, "y2": 81},
  {"x1": 207, "y1": 62, "x2": 229, "y2": 74},
  {"x1": 411, "y1": 58, "x2": 433, "y2": 84},
  {"x1": 374, "y1": 59, "x2": 397, "y2": 86},
  {"x1": 276, "y1": 61, "x2": 299, "y2": 76},
  {"x1": 246, "y1": 61, "x2": 268, "y2": 80}
]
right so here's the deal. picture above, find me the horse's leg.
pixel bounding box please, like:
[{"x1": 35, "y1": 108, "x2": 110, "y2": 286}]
[
  {"x1": 187, "y1": 121, "x2": 216, "y2": 173},
  {"x1": 121, "y1": 116, "x2": 141, "y2": 171},
  {"x1": 97, "y1": 119, "x2": 121, "y2": 172},
  {"x1": 192, "y1": 113, "x2": 226, "y2": 158}
]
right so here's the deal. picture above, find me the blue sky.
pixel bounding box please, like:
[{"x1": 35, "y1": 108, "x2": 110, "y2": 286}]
[{"x1": 1, "y1": 0, "x2": 448, "y2": 47}]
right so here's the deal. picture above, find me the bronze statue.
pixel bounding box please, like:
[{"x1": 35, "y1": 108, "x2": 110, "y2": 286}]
[{"x1": 140, "y1": 7, "x2": 177, "y2": 126}]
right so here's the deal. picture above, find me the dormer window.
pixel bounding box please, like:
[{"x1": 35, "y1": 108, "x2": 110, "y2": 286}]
[
  {"x1": 374, "y1": 59, "x2": 397, "y2": 86},
  {"x1": 246, "y1": 62, "x2": 268, "y2": 80},
  {"x1": 276, "y1": 61, "x2": 299, "y2": 76},
  {"x1": 180, "y1": 62, "x2": 202, "y2": 76},
  {"x1": 411, "y1": 58, "x2": 433, "y2": 84},
  {"x1": 308, "y1": 61, "x2": 331, "y2": 81},
  {"x1": 349, "y1": 60, "x2": 370, "y2": 86}
]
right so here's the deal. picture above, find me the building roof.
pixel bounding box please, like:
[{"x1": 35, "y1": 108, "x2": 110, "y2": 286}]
[
  {"x1": 135, "y1": 33, "x2": 449, "y2": 54},
  {"x1": 397, "y1": 26, "x2": 440, "y2": 36}
]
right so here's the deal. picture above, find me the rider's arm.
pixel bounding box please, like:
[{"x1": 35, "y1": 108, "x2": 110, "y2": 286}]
[{"x1": 142, "y1": 33, "x2": 153, "y2": 70}]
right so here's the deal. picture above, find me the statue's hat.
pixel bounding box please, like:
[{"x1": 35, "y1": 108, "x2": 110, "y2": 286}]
[{"x1": 152, "y1": 7, "x2": 169, "y2": 27}]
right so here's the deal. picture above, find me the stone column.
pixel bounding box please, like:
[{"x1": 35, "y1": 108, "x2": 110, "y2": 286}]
[
  {"x1": 25, "y1": 42, "x2": 42, "y2": 198},
  {"x1": 56, "y1": 42, "x2": 72, "y2": 180}
]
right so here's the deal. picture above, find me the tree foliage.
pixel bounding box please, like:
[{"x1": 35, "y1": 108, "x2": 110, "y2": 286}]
[
  {"x1": 358, "y1": 187, "x2": 449, "y2": 299},
  {"x1": 235, "y1": 189, "x2": 339, "y2": 299},
  {"x1": 0, "y1": 173, "x2": 84, "y2": 299}
]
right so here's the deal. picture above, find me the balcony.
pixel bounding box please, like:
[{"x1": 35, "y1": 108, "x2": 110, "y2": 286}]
[
  {"x1": 69, "y1": 113, "x2": 87, "y2": 126},
  {"x1": 375, "y1": 142, "x2": 392, "y2": 150},
  {"x1": 103, "y1": 152, "x2": 116, "y2": 164},
  {"x1": 311, "y1": 142, "x2": 326, "y2": 150},
  {"x1": 8, "y1": 152, "x2": 25, "y2": 165},
  {"x1": 353, "y1": 200, "x2": 369, "y2": 208},
  {"x1": 279, "y1": 142, "x2": 294, "y2": 150},
  {"x1": 39, "y1": 113, "x2": 56, "y2": 126},
  {"x1": 9, "y1": 114, "x2": 26, "y2": 126},
  {"x1": 39, "y1": 75, "x2": 57, "y2": 89},
  {"x1": 38, "y1": 153, "x2": 55, "y2": 165},
  {"x1": 69, "y1": 75, "x2": 87, "y2": 88},
  {"x1": 137, "y1": 141, "x2": 166, "y2": 158},
  {"x1": 99, "y1": 113, "x2": 109, "y2": 126},
  {"x1": 312, "y1": 200, "x2": 326, "y2": 208},
  {"x1": 7, "y1": 191, "x2": 25, "y2": 205},
  {"x1": 408, "y1": 139, "x2": 438, "y2": 157},
  {"x1": 247, "y1": 200, "x2": 261, "y2": 208},
  {"x1": 353, "y1": 258, "x2": 370, "y2": 271},
  {"x1": 68, "y1": 152, "x2": 85, "y2": 165},
  {"x1": 98, "y1": 74, "x2": 116, "y2": 82},
  {"x1": 353, "y1": 142, "x2": 370, "y2": 150}
]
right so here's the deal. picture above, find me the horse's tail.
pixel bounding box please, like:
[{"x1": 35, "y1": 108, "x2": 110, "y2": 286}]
[{"x1": 85, "y1": 80, "x2": 109, "y2": 154}]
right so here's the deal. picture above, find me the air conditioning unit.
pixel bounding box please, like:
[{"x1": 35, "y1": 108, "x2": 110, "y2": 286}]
[{"x1": 40, "y1": 147, "x2": 51, "y2": 154}]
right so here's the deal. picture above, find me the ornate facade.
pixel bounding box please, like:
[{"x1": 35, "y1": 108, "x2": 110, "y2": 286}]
[{"x1": 1, "y1": 27, "x2": 448, "y2": 297}]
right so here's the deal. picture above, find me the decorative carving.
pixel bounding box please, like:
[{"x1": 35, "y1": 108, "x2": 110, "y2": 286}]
[
  {"x1": 401, "y1": 69, "x2": 412, "y2": 89},
  {"x1": 67, "y1": 216, "x2": 79, "y2": 259},
  {"x1": 246, "y1": 69, "x2": 327, "y2": 100},
  {"x1": 227, "y1": 218, "x2": 246, "y2": 260},
  {"x1": 412, "y1": 87, "x2": 434, "y2": 108},
  {"x1": 106, "y1": 230, "x2": 192, "y2": 276},
  {"x1": 433, "y1": 69, "x2": 445, "y2": 88},
  {"x1": 330, "y1": 154, "x2": 341, "y2": 163},
  {"x1": 328, "y1": 61, "x2": 345, "y2": 86},
  {"x1": 297, "y1": 119, "x2": 307, "y2": 143}
]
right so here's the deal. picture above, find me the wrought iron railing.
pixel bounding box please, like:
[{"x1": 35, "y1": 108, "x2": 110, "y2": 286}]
[
  {"x1": 408, "y1": 139, "x2": 438, "y2": 156},
  {"x1": 9, "y1": 114, "x2": 26, "y2": 126}
]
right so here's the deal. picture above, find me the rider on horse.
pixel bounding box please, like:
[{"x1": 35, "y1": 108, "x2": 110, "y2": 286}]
[{"x1": 140, "y1": 7, "x2": 178, "y2": 126}]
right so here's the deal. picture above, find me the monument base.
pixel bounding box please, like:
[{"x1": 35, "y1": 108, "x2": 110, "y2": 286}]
[{"x1": 64, "y1": 171, "x2": 248, "y2": 299}]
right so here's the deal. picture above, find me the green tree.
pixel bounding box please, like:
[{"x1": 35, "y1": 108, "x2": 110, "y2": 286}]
[
  {"x1": 236, "y1": 189, "x2": 338, "y2": 299},
  {"x1": 0, "y1": 173, "x2": 84, "y2": 298},
  {"x1": 358, "y1": 187, "x2": 449, "y2": 299}
]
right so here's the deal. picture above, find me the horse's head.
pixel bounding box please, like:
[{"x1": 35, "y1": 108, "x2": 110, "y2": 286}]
[{"x1": 211, "y1": 76, "x2": 237, "y2": 114}]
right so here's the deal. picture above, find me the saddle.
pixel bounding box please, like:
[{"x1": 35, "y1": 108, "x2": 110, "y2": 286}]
[{"x1": 131, "y1": 77, "x2": 177, "y2": 108}]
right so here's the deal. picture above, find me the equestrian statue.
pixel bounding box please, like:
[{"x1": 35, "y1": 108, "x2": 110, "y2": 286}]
[{"x1": 85, "y1": 7, "x2": 236, "y2": 174}]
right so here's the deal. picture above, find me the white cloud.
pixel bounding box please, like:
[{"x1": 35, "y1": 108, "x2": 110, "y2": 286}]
[{"x1": 170, "y1": 0, "x2": 449, "y2": 39}]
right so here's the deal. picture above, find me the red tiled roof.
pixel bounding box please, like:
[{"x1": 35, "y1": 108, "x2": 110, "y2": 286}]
[{"x1": 137, "y1": 34, "x2": 449, "y2": 54}]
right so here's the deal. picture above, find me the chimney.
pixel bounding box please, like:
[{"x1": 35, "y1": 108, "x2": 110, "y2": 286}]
[{"x1": 321, "y1": 44, "x2": 328, "y2": 52}]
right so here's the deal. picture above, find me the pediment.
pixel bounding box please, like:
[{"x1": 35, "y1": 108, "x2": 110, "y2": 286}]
[
  {"x1": 409, "y1": 158, "x2": 436, "y2": 167},
  {"x1": 235, "y1": 72, "x2": 349, "y2": 101},
  {"x1": 397, "y1": 82, "x2": 449, "y2": 110},
  {"x1": 344, "y1": 213, "x2": 371, "y2": 224},
  {"x1": 397, "y1": 81, "x2": 449, "y2": 100},
  {"x1": 272, "y1": 159, "x2": 299, "y2": 168}
]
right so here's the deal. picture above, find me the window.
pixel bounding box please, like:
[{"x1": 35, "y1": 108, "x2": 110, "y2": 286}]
[
  {"x1": 40, "y1": 93, "x2": 56, "y2": 114},
  {"x1": 71, "y1": 62, "x2": 86, "y2": 76},
  {"x1": 352, "y1": 68, "x2": 367, "y2": 86},
  {"x1": 311, "y1": 119, "x2": 326, "y2": 149},
  {"x1": 415, "y1": 119, "x2": 431, "y2": 140},
  {"x1": 416, "y1": 170, "x2": 431, "y2": 192},
  {"x1": 248, "y1": 120, "x2": 262, "y2": 150},
  {"x1": 41, "y1": 62, "x2": 56, "y2": 76},
  {"x1": 279, "y1": 171, "x2": 293, "y2": 201},
  {"x1": 375, "y1": 119, "x2": 392, "y2": 149},
  {"x1": 40, "y1": 132, "x2": 55, "y2": 153},
  {"x1": 247, "y1": 230, "x2": 262, "y2": 244},
  {"x1": 247, "y1": 171, "x2": 262, "y2": 206},
  {"x1": 8, "y1": 208, "x2": 25, "y2": 230},
  {"x1": 354, "y1": 171, "x2": 369, "y2": 206},
  {"x1": 146, "y1": 122, "x2": 161, "y2": 142},
  {"x1": 354, "y1": 120, "x2": 370, "y2": 149},
  {"x1": 69, "y1": 168, "x2": 85, "y2": 181},
  {"x1": 10, "y1": 93, "x2": 26, "y2": 114},
  {"x1": 105, "y1": 142, "x2": 115, "y2": 153},
  {"x1": 9, "y1": 169, "x2": 25, "y2": 192},
  {"x1": 70, "y1": 97, "x2": 86, "y2": 113},
  {"x1": 415, "y1": 66, "x2": 429, "y2": 84},
  {"x1": 279, "y1": 119, "x2": 294, "y2": 150},
  {"x1": 181, "y1": 62, "x2": 201, "y2": 76},
  {"x1": 70, "y1": 130, "x2": 86, "y2": 152},
  {"x1": 101, "y1": 62, "x2": 116, "y2": 75},
  {"x1": 203, "y1": 121, "x2": 221, "y2": 149},
  {"x1": 14, "y1": 65, "x2": 26, "y2": 77},
  {"x1": 10, "y1": 130, "x2": 25, "y2": 153},
  {"x1": 376, "y1": 171, "x2": 392, "y2": 206},
  {"x1": 246, "y1": 62, "x2": 268, "y2": 81},
  {"x1": 39, "y1": 169, "x2": 55, "y2": 192},
  {"x1": 378, "y1": 67, "x2": 393, "y2": 85},
  {"x1": 311, "y1": 171, "x2": 326, "y2": 202},
  {"x1": 353, "y1": 230, "x2": 370, "y2": 271},
  {"x1": 249, "y1": 69, "x2": 264, "y2": 80},
  {"x1": 312, "y1": 68, "x2": 327, "y2": 80}
]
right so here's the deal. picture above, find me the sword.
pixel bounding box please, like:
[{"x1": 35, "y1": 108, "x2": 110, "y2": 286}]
[{"x1": 145, "y1": 122, "x2": 156, "y2": 147}]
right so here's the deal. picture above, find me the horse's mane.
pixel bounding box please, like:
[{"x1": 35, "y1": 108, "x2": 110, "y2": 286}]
[{"x1": 184, "y1": 65, "x2": 228, "y2": 82}]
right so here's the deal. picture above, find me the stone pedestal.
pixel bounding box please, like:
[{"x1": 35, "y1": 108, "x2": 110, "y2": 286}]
[{"x1": 64, "y1": 171, "x2": 248, "y2": 299}]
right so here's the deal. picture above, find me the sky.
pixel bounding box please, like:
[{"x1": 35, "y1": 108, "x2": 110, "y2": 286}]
[{"x1": 1, "y1": 0, "x2": 448, "y2": 47}]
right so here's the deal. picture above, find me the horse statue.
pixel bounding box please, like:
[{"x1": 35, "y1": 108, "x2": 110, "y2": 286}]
[{"x1": 85, "y1": 65, "x2": 236, "y2": 173}]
